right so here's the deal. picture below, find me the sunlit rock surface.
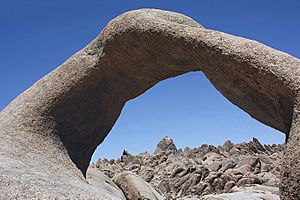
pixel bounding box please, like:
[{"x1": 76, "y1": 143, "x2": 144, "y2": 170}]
[
  {"x1": 1, "y1": 8, "x2": 300, "y2": 199},
  {"x1": 94, "y1": 137, "x2": 283, "y2": 199}
]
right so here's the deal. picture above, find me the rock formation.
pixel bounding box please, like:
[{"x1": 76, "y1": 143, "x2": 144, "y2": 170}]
[
  {"x1": 94, "y1": 137, "x2": 284, "y2": 199},
  {"x1": 113, "y1": 171, "x2": 164, "y2": 200},
  {"x1": 154, "y1": 136, "x2": 178, "y2": 154},
  {"x1": 0, "y1": 8, "x2": 300, "y2": 199}
]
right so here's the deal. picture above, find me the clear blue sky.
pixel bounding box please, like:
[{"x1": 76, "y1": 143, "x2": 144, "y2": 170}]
[{"x1": 1, "y1": 1, "x2": 299, "y2": 162}]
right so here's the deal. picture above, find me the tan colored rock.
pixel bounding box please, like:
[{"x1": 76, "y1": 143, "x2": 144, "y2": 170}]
[
  {"x1": 223, "y1": 181, "x2": 235, "y2": 192},
  {"x1": 113, "y1": 171, "x2": 164, "y2": 200},
  {"x1": 237, "y1": 177, "x2": 253, "y2": 187},
  {"x1": 138, "y1": 166, "x2": 155, "y2": 182},
  {"x1": 86, "y1": 168, "x2": 126, "y2": 199},
  {"x1": 154, "y1": 136, "x2": 177, "y2": 155},
  {"x1": 0, "y1": 8, "x2": 300, "y2": 199},
  {"x1": 182, "y1": 185, "x2": 280, "y2": 200},
  {"x1": 223, "y1": 140, "x2": 234, "y2": 152},
  {"x1": 96, "y1": 136, "x2": 283, "y2": 198}
]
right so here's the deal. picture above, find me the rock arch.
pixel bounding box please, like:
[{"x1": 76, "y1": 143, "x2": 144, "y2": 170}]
[{"x1": 0, "y1": 9, "x2": 300, "y2": 199}]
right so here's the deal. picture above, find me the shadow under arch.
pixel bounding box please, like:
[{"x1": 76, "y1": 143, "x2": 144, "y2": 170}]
[{"x1": 1, "y1": 8, "x2": 300, "y2": 199}]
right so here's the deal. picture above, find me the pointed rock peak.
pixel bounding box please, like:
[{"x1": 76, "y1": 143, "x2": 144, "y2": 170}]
[
  {"x1": 252, "y1": 137, "x2": 265, "y2": 151},
  {"x1": 223, "y1": 140, "x2": 234, "y2": 152},
  {"x1": 122, "y1": 149, "x2": 132, "y2": 156},
  {"x1": 252, "y1": 137, "x2": 260, "y2": 144},
  {"x1": 154, "y1": 136, "x2": 177, "y2": 154},
  {"x1": 164, "y1": 136, "x2": 171, "y2": 139}
]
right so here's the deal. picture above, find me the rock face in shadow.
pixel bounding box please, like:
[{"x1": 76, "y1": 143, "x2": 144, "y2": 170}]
[
  {"x1": 0, "y1": 8, "x2": 300, "y2": 199},
  {"x1": 94, "y1": 137, "x2": 283, "y2": 199}
]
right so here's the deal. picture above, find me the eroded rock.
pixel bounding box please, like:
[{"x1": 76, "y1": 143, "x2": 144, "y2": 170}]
[
  {"x1": 95, "y1": 137, "x2": 284, "y2": 199},
  {"x1": 113, "y1": 171, "x2": 164, "y2": 200},
  {"x1": 1, "y1": 8, "x2": 299, "y2": 199},
  {"x1": 154, "y1": 136, "x2": 177, "y2": 155}
]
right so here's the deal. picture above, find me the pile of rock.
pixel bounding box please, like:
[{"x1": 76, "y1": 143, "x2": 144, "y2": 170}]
[{"x1": 92, "y1": 137, "x2": 284, "y2": 199}]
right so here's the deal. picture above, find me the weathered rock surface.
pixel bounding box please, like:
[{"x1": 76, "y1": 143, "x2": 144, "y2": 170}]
[
  {"x1": 154, "y1": 136, "x2": 178, "y2": 155},
  {"x1": 1, "y1": 8, "x2": 300, "y2": 199},
  {"x1": 200, "y1": 185, "x2": 280, "y2": 200},
  {"x1": 94, "y1": 137, "x2": 283, "y2": 199},
  {"x1": 86, "y1": 168, "x2": 126, "y2": 199},
  {"x1": 113, "y1": 171, "x2": 164, "y2": 200}
]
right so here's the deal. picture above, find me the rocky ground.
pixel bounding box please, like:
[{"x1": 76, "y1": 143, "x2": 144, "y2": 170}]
[{"x1": 91, "y1": 137, "x2": 284, "y2": 199}]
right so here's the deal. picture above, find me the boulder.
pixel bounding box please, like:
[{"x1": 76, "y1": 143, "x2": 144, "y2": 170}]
[
  {"x1": 113, "y1": 171, "x2": 164, "y2": 200},
  {"x1": 138, "y1": 166, "x2": 155, "y2": 182},
  {"x1": 86, "y1": 168, "x2": 126, "y2": 199}
]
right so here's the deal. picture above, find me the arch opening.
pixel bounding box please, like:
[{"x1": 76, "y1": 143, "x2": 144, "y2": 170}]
[
  {"x1": 92, "y1": 71, "x2": 285, "y2": 162},
  {"x1": 91, "y1": 71, "x2": 286, "y2": 198}
]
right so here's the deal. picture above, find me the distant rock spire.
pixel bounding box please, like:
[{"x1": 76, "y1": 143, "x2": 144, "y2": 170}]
[
  {"x1": 223, "y1": 140, "x2": 234, "y2": 152},
  {"x1": 154, "y1": 136, "x2": 177, "y2": 154}
]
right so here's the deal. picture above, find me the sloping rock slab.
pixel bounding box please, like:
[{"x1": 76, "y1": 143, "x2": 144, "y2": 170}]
[
  {"x1": 86, "y1": 168, "x2": 126, "y2": 200},
  {"x1": 200, "y1": 185, "x2": 279, "y2": 200},
  {"x1": 113, "y1": 171, "x2": 164, "y2": 200}
]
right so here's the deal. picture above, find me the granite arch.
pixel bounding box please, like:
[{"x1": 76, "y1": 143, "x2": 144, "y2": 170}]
[{"x1": 1, "y1": 9, "x2": 300, "y2": 199}]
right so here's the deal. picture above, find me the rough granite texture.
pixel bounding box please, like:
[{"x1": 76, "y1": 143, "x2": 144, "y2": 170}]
[
  {"x1": 200, "y1": 185, "x2": 280, "y2": 200},
  {"x1": 94, "y1": 137, "x2": 283, "y2": 199},
  {"x1": 1, "y1": 8, "x2": 300, "y2": 199},
  {"x1": 113, "y1": 171, "x2": 164, "y2": 200}
]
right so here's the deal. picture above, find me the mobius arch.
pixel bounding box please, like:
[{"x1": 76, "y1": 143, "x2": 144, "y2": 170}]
[{"x1": 1, "y1": 9, "x2": 300, "y2": 199}]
